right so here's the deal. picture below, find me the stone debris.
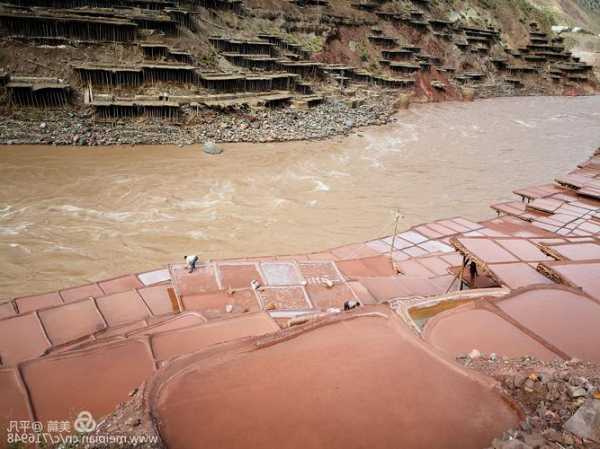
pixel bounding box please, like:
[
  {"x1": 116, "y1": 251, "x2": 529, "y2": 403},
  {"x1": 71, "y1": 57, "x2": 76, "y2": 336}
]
[
  {"x1": 463, "y1": 355, "x2": 600, "y2": 449},
  {"x1": 0, "y1": 96, "x2": 395, "y2": 146},
  {"x1": 89, "y1": 384, "x2": 163, "y2": 449}
]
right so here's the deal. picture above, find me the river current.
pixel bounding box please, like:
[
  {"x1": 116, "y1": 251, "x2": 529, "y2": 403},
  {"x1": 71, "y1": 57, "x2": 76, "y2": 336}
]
[{"x1": 1, "y1": 95, "x2": 599, "y2": 297}]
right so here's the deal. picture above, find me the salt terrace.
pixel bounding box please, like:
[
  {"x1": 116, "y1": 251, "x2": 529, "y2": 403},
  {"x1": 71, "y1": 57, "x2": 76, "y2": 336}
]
[{"x1": 1, "y1": 148, "x2": 600, "y2": 447}]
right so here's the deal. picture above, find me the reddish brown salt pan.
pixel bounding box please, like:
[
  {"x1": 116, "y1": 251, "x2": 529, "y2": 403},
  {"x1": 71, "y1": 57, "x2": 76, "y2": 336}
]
[
  {"x1": 182, "y1": 289, "x2": 259, "y2": 316},
  {"x1": 415, "y1": 256, "x2": 452, "y2": 276},
  {"x1": 487, "y1": 263, "x2": 553, "y2": 289},
  {"x1": 21, "y1": 340, "x2": 155, "y2": 424},
  {"x1": 346, "y1": 281, "x2": 376, "y2": 304},
  {"x1": 98, "y1": 274, "x2": 143, "y2": 295},
  {"x1": 15, "y1": 292, "x2": 62, "y2": 314},
  {"x1": 151, "y1": 312, "x2": 279, "y2": 362},
  {"x1": 494, "y1": 239, "x2": 553, "y2": 262},
  {"x1": 544, "y1": 242, "x2": 600, "y2": 261},
  {"x1": 218, "y1": 263, "x2": 263, "y2": 289},
  {"x1": 497, "y1": 287, "x2": 600, "y2": 361},
  {"x1": 454, "y1": 238, "x2": 518, "y2": 264},
  {"x1": 424, "y1": 305, "x2": 559, "y2": 360},
  {"x1": 0, "y1": 369, "x2": 32, "y2": 445},
  {"x1": 336, "y1": 255, "x2": 396, "y2": 278},
  {"x1": 0, "y1": 302, "x2": 16, "y2": 319},
  {"x1": 305, "y1": 283, "x2": 356, "y2": 309},
  {"x1": 395, "y1": 259, "x2": 436, "y2": 278},
  {"x1": 59, "y1": 283, "x2": 104, "y2": 303},
  {"x1": 330, "y1": 243, "x2": 379, "y2": 259},
  {"x1": 137, "y1": 285, "x2": 177, "y2": 316},
  {"x1": 170, "y1": 264, "x2": 219, "y2": 296},
  {"x1": 544, "y1": 261, "x2": 600, "y2": 300},
  {"x1": 38, "y1": 298, "x2": 106, "y2": 346},
  {"x1": 0, "y1": 314, "x2": 51, "y2": 366},
  {"x1": 95, "y1": 290, "x2": 151, "y2": 327},
  {"x1": 154, "y1": 313, "x2": 519, "y2": 449}
]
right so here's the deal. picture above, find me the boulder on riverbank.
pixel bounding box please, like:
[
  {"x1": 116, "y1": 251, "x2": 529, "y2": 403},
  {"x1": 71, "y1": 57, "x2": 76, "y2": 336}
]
[{"x1": 202, "y1": 142, "x2": 223, "y2": 155}]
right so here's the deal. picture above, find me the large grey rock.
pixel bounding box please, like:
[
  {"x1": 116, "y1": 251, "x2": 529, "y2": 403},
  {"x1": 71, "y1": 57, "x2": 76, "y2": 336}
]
[
  {"x1": 564, "y1": 398, "x2": 600, "y2": 442},
  {"x1": 202, "y1": 141, "x2": 223, "y2": 155}
]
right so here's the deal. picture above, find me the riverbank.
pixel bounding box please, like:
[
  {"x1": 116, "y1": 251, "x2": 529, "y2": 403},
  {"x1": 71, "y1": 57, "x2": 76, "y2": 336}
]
[
  {"x1": 0, "y1": 94, "x2": 396, "y2": 146},
  {"x1": 0, "y1": 92, "x2": 594, "y2": 147}
]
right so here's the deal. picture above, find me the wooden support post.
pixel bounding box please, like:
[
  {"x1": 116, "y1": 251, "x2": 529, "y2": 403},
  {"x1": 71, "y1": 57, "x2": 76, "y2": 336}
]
[{"x1": 389, "y1": 209, "x2": 401, "y2": 271}]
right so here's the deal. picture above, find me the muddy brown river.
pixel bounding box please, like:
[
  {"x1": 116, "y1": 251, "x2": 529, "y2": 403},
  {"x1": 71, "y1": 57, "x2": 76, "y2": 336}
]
[{"x1": 2, "y1": 96, "x2": 600, "y2": 298}]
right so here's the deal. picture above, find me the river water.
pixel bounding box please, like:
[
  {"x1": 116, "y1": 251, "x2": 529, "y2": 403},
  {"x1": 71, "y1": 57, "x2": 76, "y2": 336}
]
[{"x1": 1, "y1": 95, "x2": 600, "y2": 298}]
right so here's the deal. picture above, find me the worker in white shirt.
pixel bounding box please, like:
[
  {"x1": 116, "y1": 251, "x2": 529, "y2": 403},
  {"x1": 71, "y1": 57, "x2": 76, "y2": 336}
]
[{"x1": 184, "y1": 255, "x2": 199, "y2": 273}]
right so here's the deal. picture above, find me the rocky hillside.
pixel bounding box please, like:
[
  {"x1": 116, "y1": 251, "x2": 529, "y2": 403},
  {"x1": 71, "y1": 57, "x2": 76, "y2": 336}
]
[
  {"x1": 526, "y1": 0, "x2": 600, "y2": 29},
  {"x1": 0, "y1": 0, "x2": 598, "y2": 145},
  {"x1": 577, "y1": 0, "x2": 600, "y2": 13}
]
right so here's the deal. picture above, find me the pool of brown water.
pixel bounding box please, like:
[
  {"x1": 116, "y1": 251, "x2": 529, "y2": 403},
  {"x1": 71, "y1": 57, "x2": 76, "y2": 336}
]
[{"x1": 2, "y1": 95, "x2": 600, "y2": 298}]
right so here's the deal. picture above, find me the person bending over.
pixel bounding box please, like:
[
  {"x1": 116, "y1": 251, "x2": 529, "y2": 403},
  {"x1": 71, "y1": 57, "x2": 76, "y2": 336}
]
[{"x1": 185, "y1": 255, "x2": 199, "y2": 273}]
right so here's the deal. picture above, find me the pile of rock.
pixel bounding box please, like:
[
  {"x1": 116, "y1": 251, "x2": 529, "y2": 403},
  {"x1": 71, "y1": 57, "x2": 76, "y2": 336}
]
[
  {"x1": 0, "y1": 95, "x2": 395, "y2": 146},
  {"x1": 88, "y1": 387, "x2": 162, "y2": 449},
  {"x1": 460, "y1": 353, "x2": 600, "y2": 449}
]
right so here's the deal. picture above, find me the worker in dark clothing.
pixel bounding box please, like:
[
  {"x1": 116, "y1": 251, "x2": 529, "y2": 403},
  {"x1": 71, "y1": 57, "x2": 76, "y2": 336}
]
[
  {"x1": 344, "y1": 299, "x2": 361, "y2": 311},
  {"x1": 469, "y1": 261, "x2": 478, "y2": 281}
]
